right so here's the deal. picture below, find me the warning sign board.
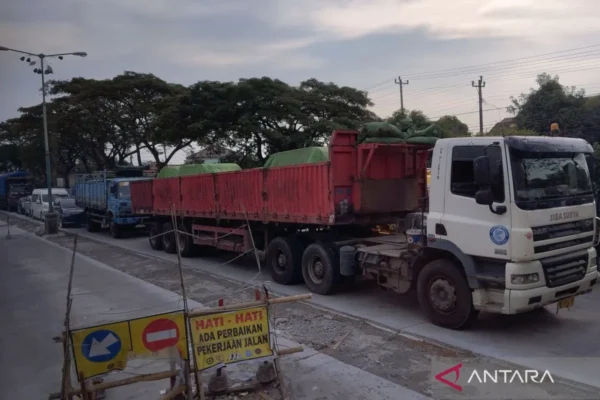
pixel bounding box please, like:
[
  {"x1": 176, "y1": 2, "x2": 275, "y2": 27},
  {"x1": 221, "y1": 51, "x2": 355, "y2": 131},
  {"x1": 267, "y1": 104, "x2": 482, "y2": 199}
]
[
  {"x1": 190, "y1": 306, "x2": 273, "y2": 371},
  {"x1": 129, "y1": 311, "x2": 188, "y2": 360},
  {"x1": 70, "y1": 321, "x2": 131, "y2": 380}
]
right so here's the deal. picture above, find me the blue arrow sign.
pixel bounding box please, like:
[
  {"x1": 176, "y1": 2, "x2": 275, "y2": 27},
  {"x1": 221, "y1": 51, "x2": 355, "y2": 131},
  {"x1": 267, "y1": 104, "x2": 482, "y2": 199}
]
[{"x1": 82, "y1": 329, "x2": 122, "y2": 363}]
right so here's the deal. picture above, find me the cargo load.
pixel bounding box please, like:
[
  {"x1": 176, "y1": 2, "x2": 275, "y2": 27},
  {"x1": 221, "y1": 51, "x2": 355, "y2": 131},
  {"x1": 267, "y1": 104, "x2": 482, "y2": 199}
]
[{"x1": 157, "y1": 163, "x2": 241, "y2": 178}]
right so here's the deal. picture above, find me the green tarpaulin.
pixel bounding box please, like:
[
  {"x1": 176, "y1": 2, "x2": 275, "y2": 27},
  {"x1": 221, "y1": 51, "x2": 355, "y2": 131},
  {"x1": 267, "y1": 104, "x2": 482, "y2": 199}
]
[
  {"x1": 358, "y1": 122, "x2": 405, "y2": 143},
  {"x1": 405, "y1": 136, "x2": 439, "y2": 145},
  {"x1": 264, "y1": 147, "x2": 329, "y2": 168},
  {"x1": 363, "y1": 137, "x2": 406, "y2": 144},
  {"x1": 157, "y1": 163, "x2": 241, "y2": 178}
]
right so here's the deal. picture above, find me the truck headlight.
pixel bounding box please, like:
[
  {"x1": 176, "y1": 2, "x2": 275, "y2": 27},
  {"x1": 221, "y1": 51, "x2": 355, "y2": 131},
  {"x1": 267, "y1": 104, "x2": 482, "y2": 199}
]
[
  {"x1": 590, "y1": 256, "x2": 597, "y2": 271},
  {"x1": 511, "y1": 273, "x2": 539, "y2": 285}
]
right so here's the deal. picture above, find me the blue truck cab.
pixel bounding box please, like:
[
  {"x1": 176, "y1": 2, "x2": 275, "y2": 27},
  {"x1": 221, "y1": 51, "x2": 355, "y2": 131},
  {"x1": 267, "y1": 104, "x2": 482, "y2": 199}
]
[{"x1": 74, "y1": 171, "x2": 150, "y2": 238}]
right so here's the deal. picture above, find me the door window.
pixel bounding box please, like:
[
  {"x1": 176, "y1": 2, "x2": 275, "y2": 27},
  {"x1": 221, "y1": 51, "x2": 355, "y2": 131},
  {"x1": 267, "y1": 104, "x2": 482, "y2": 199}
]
[{"x1": 450, "y1": 145, "x2": 505, "y2": 202}]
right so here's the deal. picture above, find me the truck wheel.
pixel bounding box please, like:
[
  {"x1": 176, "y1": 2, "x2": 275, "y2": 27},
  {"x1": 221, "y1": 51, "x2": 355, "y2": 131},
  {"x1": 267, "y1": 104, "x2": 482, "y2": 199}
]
[
  {"x1": 162, "y1": 222, "x2": 176, "y2": 254},
  {"x1": 177, "y1": 224, "x2": 196, "y2": 258},
  {"x1": 417, "y1": 259, "x2": 479, "y2": 330},
  {"x1": 86, "y1": 214, "x2": 100, "y2": 232},
  {"x1": 301, "y1": 243, "x2": 341, "y2": 295},
  {"x1": 266, "y1": 236, "x2": 303, "y2": 285},
  {"x1": 109, "y1": 217, "x2": 122, "y2": 239},
  {"x1": 149, "y1": 223, "x2": 163, "y2": 251}
]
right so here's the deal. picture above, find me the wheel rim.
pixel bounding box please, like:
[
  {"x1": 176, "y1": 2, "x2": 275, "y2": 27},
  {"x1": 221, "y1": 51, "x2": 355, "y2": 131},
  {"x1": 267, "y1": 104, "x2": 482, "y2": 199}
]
[
  {"x1": 428, "y1": 277, "x2": 457, "y2": 314},
  {"x1": 272, "y1": 251, "x2": 287, "y2": 274},
  {"x1": 307, "y1": 256, "x2": 325, "y2": 284},
  {"x1": 164, "y1": 228, "x2": 174, "y2": 248}
]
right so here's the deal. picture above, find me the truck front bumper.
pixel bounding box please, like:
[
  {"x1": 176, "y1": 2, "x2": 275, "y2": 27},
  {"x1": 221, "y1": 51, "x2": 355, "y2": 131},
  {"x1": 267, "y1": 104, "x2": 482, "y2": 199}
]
[{"x1": 504, "y1": 270, "x2": 598, "y2": 314}]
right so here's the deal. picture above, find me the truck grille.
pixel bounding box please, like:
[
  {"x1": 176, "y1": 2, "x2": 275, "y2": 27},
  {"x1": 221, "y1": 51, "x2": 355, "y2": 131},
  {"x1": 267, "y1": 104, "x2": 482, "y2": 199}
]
[
  {"x1": 532, "y1": 219, "x2": 594, "y2": 241},
  {"x1": 532, "y1": 218, "x2": 594, "y2": 254},
  {"x1": 539, "y1": 250, "x2": 588, "y2": 288}
]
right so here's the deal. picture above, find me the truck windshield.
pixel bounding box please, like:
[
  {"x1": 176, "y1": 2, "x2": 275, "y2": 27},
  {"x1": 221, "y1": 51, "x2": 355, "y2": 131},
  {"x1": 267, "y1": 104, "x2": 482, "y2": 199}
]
[
  {"x1": 118, "y1": 182, "x2": 131, "y2": 199},
  {"x1": 510, "y1": 149, "x2": 593, "y2": 209}
]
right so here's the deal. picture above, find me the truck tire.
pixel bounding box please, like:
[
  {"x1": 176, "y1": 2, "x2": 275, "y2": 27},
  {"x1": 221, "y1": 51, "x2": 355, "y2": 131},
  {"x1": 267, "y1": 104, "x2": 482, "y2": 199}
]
[
  {"x1": 109, "y1": 216, "x2": 122, "y2": 239},
  {"x1": 86, "y1": 213, "x2": 100, "y2": 232},
  {"x1": 301, "y1": 243, "x2": 341, "y2": 295},
  {"x1": 149, "y1": 223, "x2": 163, "y2": 251},
  {"x1": 162, "y1": 222, "x2": 177, "y2": 254},
  {"x1": 177, "y1": 224, "x2": 196, "y2": 258},
  {"x1": 266, "y1": 236, "x2": 303, "y2": 285},
  {"x1": 417, "y1": 259, "x2": 479, "y2": 330}
]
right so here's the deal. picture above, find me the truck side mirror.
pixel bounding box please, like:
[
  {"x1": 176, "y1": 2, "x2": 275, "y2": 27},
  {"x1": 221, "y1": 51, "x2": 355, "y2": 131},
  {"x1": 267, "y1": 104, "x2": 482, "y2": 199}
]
[
  {"x1": 475, "y1": 189, "x2": 494, "y2": 206},
  {"x1": 109, "y1": 185, "x2": 116, "y2": 194}
]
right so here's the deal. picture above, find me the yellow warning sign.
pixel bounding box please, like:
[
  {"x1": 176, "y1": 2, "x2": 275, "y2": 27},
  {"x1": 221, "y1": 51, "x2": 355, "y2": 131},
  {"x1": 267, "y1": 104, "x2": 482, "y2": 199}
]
[
  {"x1": 70, "y1": 321, "x2": 131, "y2": 380},
  {"x1": 129, "y1": 311, "x2": 188, "y2": 360},
  {"x1": 190, "y1": 306, "x2": 273, "y2": 371}
]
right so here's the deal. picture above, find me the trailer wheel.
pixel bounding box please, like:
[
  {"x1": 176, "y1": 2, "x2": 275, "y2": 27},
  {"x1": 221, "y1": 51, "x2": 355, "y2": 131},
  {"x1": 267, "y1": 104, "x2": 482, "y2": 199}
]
[
  {"x1": 301, "y1": 243, "x2": 341, "y2": 295},
  {"x1": 108, "y1": 216, "x2": 122, "y2": 239},
  {"x1": 162, "y1": 222, "x2": 177, "y2": 254},
  {"x1": 149, "y1": 223, "x2": 163, "y2": 251},
  {"x1": 177, "y1": 224, "x2": 196, "y2": 258},
  {"x1": 266, "y1": 236, "x2": 303, "y2": 285},
  {"x1": 417, "y1": 259, "x2": 479, "y2": 330},
  {"x1": 86, "y1": 213, "x2": 100, "y2": 232}
]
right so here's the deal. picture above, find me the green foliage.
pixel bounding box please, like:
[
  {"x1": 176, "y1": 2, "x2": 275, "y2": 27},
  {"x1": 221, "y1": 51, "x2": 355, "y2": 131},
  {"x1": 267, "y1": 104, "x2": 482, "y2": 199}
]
[
  {"x1": 0, "y1": 73, "x2": 378, "y2": 178},
  {"x1": 435, "y1": 115, "x2": 470, "y2": 138}
]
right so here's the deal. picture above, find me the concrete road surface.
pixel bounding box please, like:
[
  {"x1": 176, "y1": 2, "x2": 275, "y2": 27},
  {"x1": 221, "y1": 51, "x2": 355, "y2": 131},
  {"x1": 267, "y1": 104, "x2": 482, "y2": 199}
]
[
  {"x1": 58, "y1": 223, "x2": 600, "y2": 389},
  {"x1": 0, "y1": 223, "x2": 432, "y2": 400}
]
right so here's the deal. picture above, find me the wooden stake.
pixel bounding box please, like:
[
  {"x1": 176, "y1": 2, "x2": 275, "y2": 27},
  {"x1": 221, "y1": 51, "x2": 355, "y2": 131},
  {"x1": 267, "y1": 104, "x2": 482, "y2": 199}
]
[
  {"x1": 171, "y1": 209, "x2": 203, "y2": 400},
  {"x1": 61, "y1": 234, "x2": 78, "y2": 400},
  {"x1": 78, "y1": 373, "x2": 89, "y2": 400},
  {"x1": 277, "y1": 346, "x2": 304, "y2": 356}
]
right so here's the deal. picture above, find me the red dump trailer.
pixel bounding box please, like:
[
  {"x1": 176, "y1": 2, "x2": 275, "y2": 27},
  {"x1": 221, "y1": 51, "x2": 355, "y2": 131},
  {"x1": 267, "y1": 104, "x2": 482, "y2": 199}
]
[{"x1": 131, "y1": 130, "x2": 430, "y2": 293}]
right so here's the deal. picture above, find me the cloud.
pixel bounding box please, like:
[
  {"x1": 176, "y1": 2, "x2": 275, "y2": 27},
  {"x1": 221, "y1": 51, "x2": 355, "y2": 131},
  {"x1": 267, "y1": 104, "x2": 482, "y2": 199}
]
[{"x1": 271, "y1": 0, "x2": 600, "y2": 43}]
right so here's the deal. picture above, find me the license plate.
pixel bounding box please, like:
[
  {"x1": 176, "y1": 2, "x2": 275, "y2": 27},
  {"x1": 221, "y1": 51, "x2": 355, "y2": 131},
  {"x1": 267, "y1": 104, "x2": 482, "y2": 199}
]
[{"x1": 557, "y1": 296, "x2": 575, "y2": 309}]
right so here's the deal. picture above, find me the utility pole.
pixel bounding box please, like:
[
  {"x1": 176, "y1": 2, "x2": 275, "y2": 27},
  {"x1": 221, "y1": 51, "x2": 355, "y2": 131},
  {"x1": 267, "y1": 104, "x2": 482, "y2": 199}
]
[
  {"x1": 472, "y1": 75, "x2": 486, "y2": 135},
  {"x1": 394, "y1": 76, "x2": 409, "y2": 114}
]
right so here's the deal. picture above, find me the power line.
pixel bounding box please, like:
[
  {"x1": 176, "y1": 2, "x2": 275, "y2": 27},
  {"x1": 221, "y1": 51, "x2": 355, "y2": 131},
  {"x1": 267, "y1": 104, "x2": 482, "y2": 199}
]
[{"x1": 363, "y1": 43, "x2": 600, "y2": 87}]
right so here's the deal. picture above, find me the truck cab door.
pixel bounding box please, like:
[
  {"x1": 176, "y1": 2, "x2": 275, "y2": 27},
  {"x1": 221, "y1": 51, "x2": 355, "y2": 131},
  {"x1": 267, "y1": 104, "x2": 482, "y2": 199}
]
[{"x1": 440, "y1": 143, "x2": 512, "y2": 260}]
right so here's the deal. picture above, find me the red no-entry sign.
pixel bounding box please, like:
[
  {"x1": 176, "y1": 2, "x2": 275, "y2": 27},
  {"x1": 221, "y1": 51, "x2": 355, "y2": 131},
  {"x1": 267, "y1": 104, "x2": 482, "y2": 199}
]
[{"x1": 142, "y1": 318, "x2": 180, "y2": 352}]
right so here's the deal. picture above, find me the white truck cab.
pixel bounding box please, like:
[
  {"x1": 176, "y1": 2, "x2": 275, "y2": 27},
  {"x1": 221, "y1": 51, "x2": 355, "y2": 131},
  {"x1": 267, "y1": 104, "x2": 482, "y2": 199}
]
[
  {"x1": 427, "y1": 135, "x2": 597, "y2": 317},
  {"x1": 357, "y1": 135, "x2": 598, "y2": 329}
]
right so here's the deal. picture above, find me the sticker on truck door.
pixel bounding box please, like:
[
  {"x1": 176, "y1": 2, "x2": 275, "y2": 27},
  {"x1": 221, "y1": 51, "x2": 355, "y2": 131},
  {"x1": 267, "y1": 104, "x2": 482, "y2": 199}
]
[{"x1": 489, "y1": 225, "x2": 509, "y2": 245}]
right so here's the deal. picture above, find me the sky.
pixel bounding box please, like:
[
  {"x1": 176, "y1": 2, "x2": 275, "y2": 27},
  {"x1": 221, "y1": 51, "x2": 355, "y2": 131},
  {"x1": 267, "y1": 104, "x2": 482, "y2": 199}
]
[{"x1": 1, "y1": 0, "x2": 600, "y2": 164}]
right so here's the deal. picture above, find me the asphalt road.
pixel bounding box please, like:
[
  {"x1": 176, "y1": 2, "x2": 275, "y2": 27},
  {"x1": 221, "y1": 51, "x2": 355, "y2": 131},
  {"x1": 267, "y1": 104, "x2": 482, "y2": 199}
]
[{"x1": 57, "y1": 223, "x2": 600, "y2": 389}]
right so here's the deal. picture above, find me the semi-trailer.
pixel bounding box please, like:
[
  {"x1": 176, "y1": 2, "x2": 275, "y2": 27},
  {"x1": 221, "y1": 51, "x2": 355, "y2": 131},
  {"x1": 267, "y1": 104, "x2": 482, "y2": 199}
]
[{"x1": 130, "y1": 130, "x2": 598, "y2": 329}]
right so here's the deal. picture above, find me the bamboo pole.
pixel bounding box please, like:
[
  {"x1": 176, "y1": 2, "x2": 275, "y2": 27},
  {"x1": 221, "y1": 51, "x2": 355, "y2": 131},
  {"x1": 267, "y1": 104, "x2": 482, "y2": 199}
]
[
  {"x1": 61, "y1": 234, "x2": 78, "y2": 400},
  {"x1": 188, "y1": 294, "x2": 312, "y2": 317},
  {"x1": 48, "y1": 370, "x2": 178, "y2": 399},
  {"x1": 277, "y1": 346, "x2": 304, "y2": 356},
  {"x1": 171, "y1": 209, "x2": 203, "y2": 400}
]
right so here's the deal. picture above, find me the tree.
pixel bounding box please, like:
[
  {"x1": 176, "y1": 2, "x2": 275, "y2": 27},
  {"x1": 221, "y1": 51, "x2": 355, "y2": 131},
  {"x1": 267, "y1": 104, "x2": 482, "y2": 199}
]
[
  {"x1": 508, "y1": 73, "x2": 588, "y2": 138},
  {"x1": 435, "y1": 115, "x2": 470, "y2": 138}
]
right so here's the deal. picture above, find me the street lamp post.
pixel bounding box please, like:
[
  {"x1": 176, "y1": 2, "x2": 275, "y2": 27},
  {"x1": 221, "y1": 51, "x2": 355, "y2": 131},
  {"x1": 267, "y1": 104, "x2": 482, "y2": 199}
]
[{"x1": 0, "y1": 46, "x2": 86, "y2": 234}]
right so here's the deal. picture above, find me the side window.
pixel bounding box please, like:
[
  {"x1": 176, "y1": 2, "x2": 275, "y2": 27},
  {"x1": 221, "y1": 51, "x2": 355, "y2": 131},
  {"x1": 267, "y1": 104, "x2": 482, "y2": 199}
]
[{"x1": 451, "y1": 145, "x2": 505, "y2": 202}]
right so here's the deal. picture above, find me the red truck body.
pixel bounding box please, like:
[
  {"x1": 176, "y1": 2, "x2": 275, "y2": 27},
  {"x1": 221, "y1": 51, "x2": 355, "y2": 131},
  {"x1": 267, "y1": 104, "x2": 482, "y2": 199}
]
[{"x1": 131, "y1": 130, "x2": 430, "y2": 225}]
